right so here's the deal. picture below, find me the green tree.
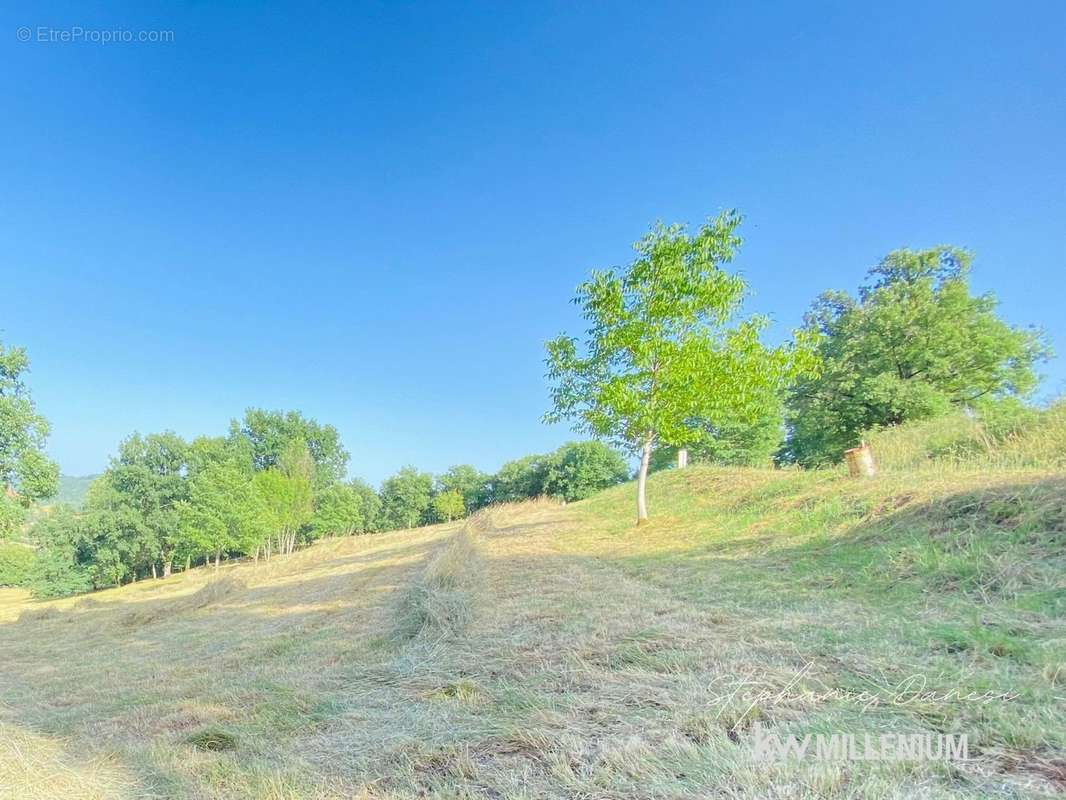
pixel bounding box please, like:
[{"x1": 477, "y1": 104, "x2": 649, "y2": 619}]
[
  {"x1": 488, "y1": 454, "x2": 549, "y2": 503},
  {"x1": 348, "y1": 478, "x2": 382, "y2": 532},
  {"x1": 232, "y1": 408, "x2": 349, "y2": 489},
  {"x1": 255, "y1": 441, "x2": 315, "y2": 555},
  {"x1": 312, "y1": 483, "x2": 365, "y2": 537},
  {"x1": 378, "y1": 466, "x2": 434, "y2": 530},
  {"x1": 784, "y1": 247, "x2": 1051, "y2": 466},
  {"x1": 181, "y1": 457, "x2": 262, "y2": 568},
  {"x1": 94, "y1": 432, "x2": 190, "y2": 578},
  {"x1": 0, "y1": 541, "x2": 35, "y2": 586},
  {"x1": 436, "y1": 464, "x2": 490, "y2": 513},
  {"x1": 25, "y1": 506, "x2": 97, "y2": 597},
  {"x1": 0, "y1": 341, "x2": 59, "y2": 533},
  {"x1": 432, "y1": 489, "x2": 466, "y2": 522},
  {"x1": 543, "y1": 441, "x2": 629, "y2": 502},
  {"x1": 546, "y1": 212, "x2": 813, "y2": 522},
  {"x1": 649, "y1": 406, "x2": 784, "y2": 471}
]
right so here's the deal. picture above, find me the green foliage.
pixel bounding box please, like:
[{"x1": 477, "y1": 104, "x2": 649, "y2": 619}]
[
  {"x1": 312, "y1": 483, "x2": 366, "y2": 537},
  {"x1": 93, "y1": 432, "x2": 191, "y2": 576},
  {"x1": 379, "y1": 466, "x2": 434, "y2": 530},
  {"x1": 232, "y1": 408, "x2": 349, "y2": 489},
  {"x1": 488, "y1": 454, "x2": 550, "y2": 503},
  {"x1": 26, "y1": 546, "x2": 93, "y2": 598},
  {"x1": 432, "y1": 489, "x2": 466, "y2": 522},
  {"x1": 436, "y1": 465, "x2": 491, "y2": 513},
  {"x1": 0, "y1": 541, "x2": 34, "y2": 586},
  {"x1": 650, "y1": 407, "x2": 783, "y2": 471},
  {"x1": 542, "y1": 441, "x2": 629, "y2": 502},
  {"x1": 0, "y1": 493, "x2": 26, "y2": 539},
  {"x1": 181, "y1": 456, "x2": 262, "y2": 564},
  {"x1": 255, "y1": 441, "x2": 315, "y2": 554},
  {"x1": 545, "y1": 212, "x2": 813, "y2": 518},
  {"x1": 0, "y1": 340, "x2": 60, "y2": 526},
  {"x1": 348, "y1": 478, "x2": 382, "y2": 533},
  {"x1": 24, "y1": 507, "x2": 95, "y2": 598},
  {"x1": 784, "y1": 247, "x2": 1051, "y2": 466}
]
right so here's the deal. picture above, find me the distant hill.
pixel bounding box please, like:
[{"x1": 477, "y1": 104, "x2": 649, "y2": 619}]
[{"x1": 46, "y1": 474, "x2": 99, "y2": 508}]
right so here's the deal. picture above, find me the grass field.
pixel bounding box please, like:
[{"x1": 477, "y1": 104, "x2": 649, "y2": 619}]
[{"x1": 1, "y1": 465, "x2": 1064, "y2": 799}]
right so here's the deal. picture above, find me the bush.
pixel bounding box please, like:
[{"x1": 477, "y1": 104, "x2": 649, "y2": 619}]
[
  {"x1": 26, "y1": 548, "x2": 93, "y2": 598},
  {"x1": 0, "y1": 542, "x2": 35, "y2": 586},
  {"x1": 542, "y1": 441, "x2": 630, "y2": 502}
]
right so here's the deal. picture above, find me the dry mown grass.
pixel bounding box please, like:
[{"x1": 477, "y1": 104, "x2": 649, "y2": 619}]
[{"x1": 0, "y1": 467, "x2": 1063, "y2": 798}]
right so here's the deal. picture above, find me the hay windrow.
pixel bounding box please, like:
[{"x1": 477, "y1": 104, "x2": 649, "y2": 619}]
[
  {"x1": 119, "y1": 575, "x2": 247, "y2": 627},
  {"x1": 394, "y1": 528, "x2": 484, "y2": 640}
]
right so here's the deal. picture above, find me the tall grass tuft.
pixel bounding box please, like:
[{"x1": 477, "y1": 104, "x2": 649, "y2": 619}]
[{"x1": 865, "y1": 399, "x2": 1066, "y2": 471}]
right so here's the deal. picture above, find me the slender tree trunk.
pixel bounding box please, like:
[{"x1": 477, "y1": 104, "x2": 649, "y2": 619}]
[
  {"x1": 163, "y1": 561, "x2": 172, "y2": 578},
  {"x1": 214, "y1": 549, "x2": 220, "y2": 571},
  {"x1": 185, "y1": 555, "x2": 191, "y2": 571},
  {"x1": 636, "y1": 431, "x2": 653, "y2": 524}
]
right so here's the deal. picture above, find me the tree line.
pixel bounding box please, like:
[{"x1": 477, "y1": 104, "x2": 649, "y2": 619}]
[
  {"x1": 1, "y1": 399, "x2": 630, "y2": 596},
  {"x1": 1, "y1": 209, "x2": 1051, "y2": 587}
]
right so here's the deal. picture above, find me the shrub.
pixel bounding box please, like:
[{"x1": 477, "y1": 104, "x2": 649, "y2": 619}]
[
  {"x1": 25, "y1": 548, "x2": 93, "y2": 599},
  {"x1": 542, "y1": 441, "x2": 630, "y2": 502},
  {"x1": 0, "y1": 542, "x2": 35, "y2": 586}
]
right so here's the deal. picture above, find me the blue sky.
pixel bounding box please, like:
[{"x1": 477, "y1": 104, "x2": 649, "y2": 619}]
[{"x1": 2, "y1": 1, "x2": 1064, "y2": 485}]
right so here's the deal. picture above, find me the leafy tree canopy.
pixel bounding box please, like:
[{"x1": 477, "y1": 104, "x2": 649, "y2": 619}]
[
  {"x1": 312, "y1": 483, "x2": 366, "y2": 537},
  {"x1": 650, "y1": 404, "x2": 784, "y2": 472},
  {"x1": 488, "y1": 454, "x2": 550, "y2": 504},
  {"x1": 784, "y1": 247, "x2": 1051, "y2": 466},
  {"x1": 379, "y1": 466, "x2": 434, "y2": 530},
  {"x1": 436, "y1": 464, "x2": 490, "y2": 513},
  {"x1": 432, "y1": 489, "x2": 466, "y2": 522},
  {"x1": 542, "y1": 441, "x2": 629, "y2": 502},
  {"x1": 545, "y1": 211, "x2": 814, "y2": 520},
  {"x1": 0, "y1": 341, "x2": 59, "y2": 523},
  {"x1": 231, "y1": 408, "x2": 349, "y2": 489}
]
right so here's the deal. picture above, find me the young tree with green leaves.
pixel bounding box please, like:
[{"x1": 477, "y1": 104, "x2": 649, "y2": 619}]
[
  {"x1": 431, "y1": 489, "x2": 466, "y2": 522},
  {"x1": 784, "y1": 247, "x2": 1051, "y2": 466},
  {"x1": 255, "y1": 440, "x2": 315, "y2": 555},
  {"x1": 0, "y1": 340, "x2": 60, "y2": 535},
  {"x1": 436, "y1": 464, "x2": 490, "y2": 513},
  {"x1": 181, "y1": 457, "x2": 262, "y2": 569},
  {"x1": 312, "y1": 483, "x2": 365, "y2": 538},
  {"x1": 649, "y1": 405, "x2": 785, "y2": 472},
  {"x1": 378, "y1": 466, "x2": 434, "y2": 530},
  {"x1": 545, "y1": 212, "x2": 814, "y2": 522},
  {"x1": 348, "y1": 478, "x2": 382, "y2": 532}
]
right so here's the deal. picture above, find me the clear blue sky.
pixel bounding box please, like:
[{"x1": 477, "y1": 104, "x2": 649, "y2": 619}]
[{"x1": 2, "y1": 2, "x2": 1064, "y2": 485}]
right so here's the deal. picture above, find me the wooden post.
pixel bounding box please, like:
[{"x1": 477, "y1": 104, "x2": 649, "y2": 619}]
[
  {"x1": 844, "y1": 443, "x2": 877, "y2": 478},
  {"x1": 677, "y1": 448, "x2": 689, "y2": 469}
]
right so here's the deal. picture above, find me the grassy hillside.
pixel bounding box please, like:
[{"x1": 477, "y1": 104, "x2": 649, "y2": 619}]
[
  {"x1": 1, "y1": 465, "x2": 1063, "y2": 799},
  {"x1": 41, "y1": 474, "x2": 99, "y2": 508}
]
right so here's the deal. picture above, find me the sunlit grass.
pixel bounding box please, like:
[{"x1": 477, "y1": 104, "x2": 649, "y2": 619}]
[{"x1": 1, "y1": 466, "x2": 1063, "y2": 798}]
